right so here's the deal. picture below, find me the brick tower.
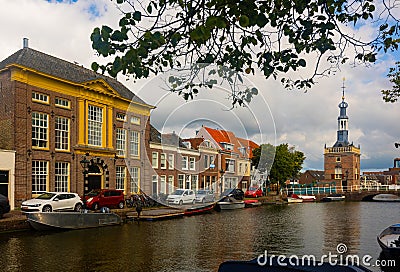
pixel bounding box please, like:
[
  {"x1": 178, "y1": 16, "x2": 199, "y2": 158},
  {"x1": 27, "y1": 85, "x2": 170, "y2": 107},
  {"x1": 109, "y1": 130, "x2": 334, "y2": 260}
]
[{"x1": 324, "y1": 80, "x2": 361, "y2": 190}]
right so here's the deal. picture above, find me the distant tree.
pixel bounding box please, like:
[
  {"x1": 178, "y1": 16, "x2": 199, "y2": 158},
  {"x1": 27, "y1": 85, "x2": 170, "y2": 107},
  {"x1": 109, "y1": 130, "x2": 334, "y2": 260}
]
[
  {"x1": 252, "y1": 143, "x2": 305, "y2": 191},
  {"x1": 91, "y1": 0, "x2": 400, "y2": 105}
]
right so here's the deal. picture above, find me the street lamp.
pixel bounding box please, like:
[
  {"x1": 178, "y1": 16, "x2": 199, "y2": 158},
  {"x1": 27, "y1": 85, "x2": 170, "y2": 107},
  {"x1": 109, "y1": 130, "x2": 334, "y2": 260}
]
[{"x1": 80, "y1": 155, "x2": 90, "y2": 209}]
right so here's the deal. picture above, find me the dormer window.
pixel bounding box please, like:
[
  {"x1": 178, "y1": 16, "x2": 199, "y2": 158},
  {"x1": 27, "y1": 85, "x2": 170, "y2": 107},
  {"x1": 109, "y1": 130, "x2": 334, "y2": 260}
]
[
  {"x1": 116, "y1": 113, "x2": 126, "y2": 122},
  {"x1": 221, "y1": 142, "x2": 233, "y2": 151}
]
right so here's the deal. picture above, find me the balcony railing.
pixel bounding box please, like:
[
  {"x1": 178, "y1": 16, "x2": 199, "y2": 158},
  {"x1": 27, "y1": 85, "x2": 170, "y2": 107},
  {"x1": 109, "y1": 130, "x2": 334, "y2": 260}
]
[{"x1": 324, "y1": 146, "x2": 360, "y2": 154}]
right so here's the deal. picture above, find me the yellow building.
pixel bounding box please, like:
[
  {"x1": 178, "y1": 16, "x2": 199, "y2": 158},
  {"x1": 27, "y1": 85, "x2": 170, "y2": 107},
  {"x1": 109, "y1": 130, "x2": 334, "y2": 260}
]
[{"x1": 0, "y1": 39, "x2": 153, "y2": 208}]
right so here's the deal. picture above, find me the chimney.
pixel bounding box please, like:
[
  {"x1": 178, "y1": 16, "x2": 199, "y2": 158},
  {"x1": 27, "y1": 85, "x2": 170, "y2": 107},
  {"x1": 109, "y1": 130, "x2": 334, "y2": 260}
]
[{"x1": 23, "y1": 38, "x2": 29, "y2": 48}]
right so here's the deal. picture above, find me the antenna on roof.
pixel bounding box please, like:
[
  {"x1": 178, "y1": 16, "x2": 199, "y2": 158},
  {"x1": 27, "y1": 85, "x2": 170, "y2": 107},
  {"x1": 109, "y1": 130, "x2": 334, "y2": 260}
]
[{"x1": 23, "y1": 38, "x2": 29, "y2": 49}]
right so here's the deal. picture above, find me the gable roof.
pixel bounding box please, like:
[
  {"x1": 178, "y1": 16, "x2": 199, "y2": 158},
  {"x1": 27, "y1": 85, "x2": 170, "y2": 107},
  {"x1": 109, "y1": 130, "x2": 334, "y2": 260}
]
[
  {"x1": 203, "y1": 126, "x2": 258, "y2": 158},
  {"x1": 0, "y1": 47, "x2": 149, "y2": 105}
]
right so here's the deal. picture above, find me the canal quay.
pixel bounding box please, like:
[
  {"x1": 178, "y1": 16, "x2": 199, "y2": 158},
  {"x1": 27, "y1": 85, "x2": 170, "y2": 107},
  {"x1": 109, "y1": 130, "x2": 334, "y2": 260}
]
[{"x1": 1, "y1": 200, "x2": 399, "y2": 272}]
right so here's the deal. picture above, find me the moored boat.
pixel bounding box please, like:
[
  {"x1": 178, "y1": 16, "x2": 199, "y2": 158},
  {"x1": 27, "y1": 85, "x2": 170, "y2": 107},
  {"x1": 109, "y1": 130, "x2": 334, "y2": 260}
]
[
  {"x1": 216, "y1": 196, "x2": 245, "y2": 210},
  {"x1": 372, "y1": 194, "x2": 400, "y2": 202},
  {"x1": 184, "y1": 203, "x2": 215, "y2": 216},
  {"x1": 321, "y1": 194, "x2": 345, "y2": 202},
  {"x1": 244, "y1": 199, "x2": 262, "y2": 208},
  {"x1": 26, "y1": 211, "x2": 122, "y2": 231},
  {"x1": 285, "y1": 193, "x2": 303, "y2": 203},
  {"x1": 298, "y1": 195, "x2": 316, "y2": 202},
  {"x1": 377, "y1": 223, "x2": 400, "y2": 256}
]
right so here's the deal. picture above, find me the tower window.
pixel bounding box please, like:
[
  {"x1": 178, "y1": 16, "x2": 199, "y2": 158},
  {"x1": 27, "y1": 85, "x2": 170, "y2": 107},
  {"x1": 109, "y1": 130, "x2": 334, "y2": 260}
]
[{"x1": 336, "y1": 157, "x2": 341, "y2": 162}]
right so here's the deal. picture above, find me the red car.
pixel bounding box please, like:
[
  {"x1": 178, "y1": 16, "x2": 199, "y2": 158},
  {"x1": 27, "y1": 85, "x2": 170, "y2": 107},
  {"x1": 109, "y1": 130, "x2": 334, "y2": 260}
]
[
  {"x1": 245, "y1": 187, "x2": 263, "y2": 198},
  {"x1": 85, "y1": 189, "x2": 125, "y2": 210}
]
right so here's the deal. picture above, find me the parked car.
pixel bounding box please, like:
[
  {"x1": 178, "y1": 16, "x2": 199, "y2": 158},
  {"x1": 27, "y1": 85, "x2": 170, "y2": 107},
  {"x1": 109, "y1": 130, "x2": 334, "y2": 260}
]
[
  {"x1": 167, "y1": 189, "x2": 196, "y2": 205},
  {"x1": 220, "y1": 188, "x2": 245, "y2": 200},
  {"x1": 85, "y1": 189, "x2": 125, "y2": 210},
  {"x1": 245, "y1": 186, "x2": 263, "y2": 198},
  {"x1": 195, "y1": 190, "x2": 215, "y2": 203},
  {"x1": 21, "y1": 192, "x2": 83, "y2": 213},
  {"x1": 0, "y1": 193, "x2": 11, "y2": 218}
]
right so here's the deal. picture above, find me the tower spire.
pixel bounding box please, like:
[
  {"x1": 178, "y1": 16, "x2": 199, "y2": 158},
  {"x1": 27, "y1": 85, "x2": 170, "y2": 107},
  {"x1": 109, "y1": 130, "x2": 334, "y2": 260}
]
[{"x1": 334, "y1": 79, "x2": 349, "y2": 147}]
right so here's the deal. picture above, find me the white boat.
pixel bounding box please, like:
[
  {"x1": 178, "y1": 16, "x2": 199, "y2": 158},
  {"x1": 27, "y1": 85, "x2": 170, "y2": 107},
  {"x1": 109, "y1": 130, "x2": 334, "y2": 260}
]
[
  {"x1": 321, "y1": 194, "x2": 345, "y2": 202},
  {"x1": 298, "y1": 195, "x2": 316, "y2": 202},
  {"x1": 26, "y1": 211, "x2": 122, "y2": 231},
  {"x1": 216, "y1": 196, "x2": 245, "y2": 210},
  {"x1": 286, "y1": 197, "x2": 303, "y2": 203},
  {"x1": 372, "y1": 194, "x2": 400, "y2": 202},
  {"x1": 285, "y1": 193, "x2": 303, "y2": 203},
  {"x1": 377, "y1": 223, "x2": 400, "y2": 256}
]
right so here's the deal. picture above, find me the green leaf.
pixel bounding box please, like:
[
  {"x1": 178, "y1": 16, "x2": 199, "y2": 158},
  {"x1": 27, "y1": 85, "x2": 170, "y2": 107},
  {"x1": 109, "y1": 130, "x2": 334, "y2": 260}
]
[
  {"x1": 298, "y1": 59, "x2": 306, "y2": 67},
  {"x1": 91, "y1": 62, "x2": 99, "y2": 72},
  {"x1": 239, "y1": 15, "x2": 250, "y2": 27},
  {"x1": 133, "y1": 11, "x2": 141, "y2": 21},
  {"x1": 147, "y1": 3, "x2": 152, "y2": 14}
]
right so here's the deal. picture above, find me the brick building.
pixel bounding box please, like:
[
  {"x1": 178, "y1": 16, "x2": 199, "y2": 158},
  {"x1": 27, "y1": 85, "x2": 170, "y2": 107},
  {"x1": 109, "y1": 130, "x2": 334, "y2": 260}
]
[
  {"x1": 0, "y1": 40, "x2": 153, "y2": 209},
  {"x1": 324, "y1": 82, "x2": 361, "y2": 189}
]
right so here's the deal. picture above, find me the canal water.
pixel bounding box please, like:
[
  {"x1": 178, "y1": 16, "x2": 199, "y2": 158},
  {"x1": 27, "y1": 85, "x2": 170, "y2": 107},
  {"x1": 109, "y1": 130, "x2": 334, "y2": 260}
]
[{"x1": 0, "y1": 201, "x2": 399, "y2": 272}]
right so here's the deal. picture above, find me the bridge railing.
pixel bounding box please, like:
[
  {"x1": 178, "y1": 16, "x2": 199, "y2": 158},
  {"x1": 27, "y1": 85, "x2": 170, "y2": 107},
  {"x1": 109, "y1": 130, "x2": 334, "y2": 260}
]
[{"x1": 282, "y1": 184, "x2": 400, "y2": 195}]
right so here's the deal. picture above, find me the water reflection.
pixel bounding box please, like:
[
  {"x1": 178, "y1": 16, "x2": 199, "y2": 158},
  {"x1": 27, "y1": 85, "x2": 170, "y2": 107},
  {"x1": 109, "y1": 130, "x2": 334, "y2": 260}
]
[
  {"x1": 0, "y1": 202, "x2": 398, "y2": 272},
  {"x1": 322, "y1": 202, "x2": 361, "y2": 255}
]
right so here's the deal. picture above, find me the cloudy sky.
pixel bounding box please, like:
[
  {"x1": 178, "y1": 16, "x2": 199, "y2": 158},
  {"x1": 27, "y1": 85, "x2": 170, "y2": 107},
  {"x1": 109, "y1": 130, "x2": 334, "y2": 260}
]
[{"x1": 0, "y1": 0, "x2": 399, "y2": 172}]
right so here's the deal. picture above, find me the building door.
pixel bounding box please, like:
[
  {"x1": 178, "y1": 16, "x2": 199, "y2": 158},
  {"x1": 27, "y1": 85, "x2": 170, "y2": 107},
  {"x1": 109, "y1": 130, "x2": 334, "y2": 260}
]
[
  {"x1": 88, "y1": 175, "x2": 102, "y2": 192},
  {"x1": 0, "y1": 170, "x2": 9, "y2": 197}
]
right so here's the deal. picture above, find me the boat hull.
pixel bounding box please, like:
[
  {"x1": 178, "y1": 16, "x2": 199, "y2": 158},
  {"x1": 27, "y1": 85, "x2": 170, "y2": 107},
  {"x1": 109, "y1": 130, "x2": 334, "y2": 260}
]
[
  {"x1": 298, "y1": 195, "x2": 316, "y2": 202},
  {"x1": 244, "y1": 200, "x2": 262, "y2": 208},
  {"x1": 184, "y1": 204, "x2": 215, "y2": 216},
  {"x1": 26, "y1": 211, "x2": 122, "y2": 231},
  {"x1": 217, "y1": 202, "x2": 245, "y2": 210},
  {"x1": 286, "y1": 198, "x2": 303, "y2": 203},
  {"x1": 372, "y1": 194, "x2": 400, "y2": 202}
]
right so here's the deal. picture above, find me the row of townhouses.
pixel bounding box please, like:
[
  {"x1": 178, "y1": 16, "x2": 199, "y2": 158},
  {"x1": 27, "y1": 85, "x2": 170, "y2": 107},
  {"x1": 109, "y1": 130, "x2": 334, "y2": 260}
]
[{"x1": 0, "y1": 40, "x2": 258, "y2": 209}]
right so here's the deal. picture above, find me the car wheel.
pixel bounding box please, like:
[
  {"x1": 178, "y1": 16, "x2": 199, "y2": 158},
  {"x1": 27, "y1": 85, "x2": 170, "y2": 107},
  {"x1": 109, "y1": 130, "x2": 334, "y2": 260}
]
[
  {"x1": 42, "y1": 205, "x2": 52, "y2": 212},
  {"x1": 93, "y1": 203, "x2": 99, "y2": 210},
  {"x1": 201, "y1": 198, "x2": 205, "y2": 204},
  {"x1": 74, "y1": 203, "x2": 83, "y2": 212},
  {"x1": 179, "y1": 200, "x2": 183, "y2": 205},
  {"x1": 118, "y1": 201, "x2": 124, "y2": 209},
  {"x1": 192, "y1": 199, "x2": 196, "y2": 204}
]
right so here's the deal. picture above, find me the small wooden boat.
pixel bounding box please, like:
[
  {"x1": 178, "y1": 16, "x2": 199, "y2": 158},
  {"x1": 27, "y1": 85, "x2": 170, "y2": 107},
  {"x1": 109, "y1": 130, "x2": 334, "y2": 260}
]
[
  {"x1": 216, "y1": 196, "x2": 245, "y2": 210},
  {"x1": 26, "y1": 211, "x2": 122, "y2": 231},
  {"x1": 377, "y1": 223, "x2": 400, "y2": 256},
  {"x1": 298, "y1": 195, "x2": 316, "y2": 202},
  {"x1": 321, "y1": 194, "x2": 345, "y2": 202},
  {"x1": 372, "y1": 194, "x2": 400, "y2": 202},
  {"x1": 184, "y1": 203, "x2": 215, "y2": 216},
  {"x1": 244, "y1": 199, "x2": 262, "y2": 208}
]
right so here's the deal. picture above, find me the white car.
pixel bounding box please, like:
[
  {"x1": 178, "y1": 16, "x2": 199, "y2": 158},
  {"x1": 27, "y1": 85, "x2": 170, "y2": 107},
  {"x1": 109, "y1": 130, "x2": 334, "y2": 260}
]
[
  {"x1": 21, "y1": 192, "x2": 83, "y2": 212},
  {"x1": 167, "y1": 189, "x2": 196, "y2": 205}
]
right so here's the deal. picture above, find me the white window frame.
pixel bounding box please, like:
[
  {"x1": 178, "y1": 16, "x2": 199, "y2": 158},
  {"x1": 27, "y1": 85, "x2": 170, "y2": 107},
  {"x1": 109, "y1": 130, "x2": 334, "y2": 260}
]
[
  {"x1": 32, "y1": 160, "x2": 48, "y2": 194},
  {"x1": 55, "y1": 162, "x2": 69, "y2": 192},
  {"x1": 168, "y1": 154, "x2": 174, "y2": 170},
  {"x1": 130, "y1": 167, "x2": 140, "y2": 193},
  {"x1": 168, "y1": 175, "x2": 174, "y2": 194},
  {"x1": 32, "y1": 112, "x2": 48, "y2": 149},
  {"x1": 160, "y1": 175, "x2": 167, "y2": 194},
  {"x1": 226, "y1": 159, "x2": 235, "y2": 173},
  {"x1": 152, "y1": 175, "x2": 158, "y2": 194},
  {"x1": 160, "y1": 153, "x2": 167, "y2": 169},
  {"x1": 88, "y1": 105, "x2": 103, "y2": 146},
  {"x1": 55, "y1": 116, "x2": 69, "y2": 151},
  {"x1": 182, "y1": 156, "x2": 188, "y2": 170},
  {"x1": 116, "y1": 128, "x2": 127, "y2": 157},
  {"x1": 178, "y1": 174, "x2": 184, "y2": 189},
  {"x1": 130, "y1": 131, "x2": 140, "y2": 158},
  {"x1": 204, "y1": 155, "x2": 209, "y2": 169},
  {"x1": 189, "y1": 157, "x2": 195, "y2": 170},
  {"x1": 116, "y1": 166, "x2": 126, "y2": 190},
  {"x1": 55, "y1": 97, "x2": 70, "y2": 109},
  {"x1": 32, "y1": 91, "x2": 49, "y2": 104},
  {"x1": 152, "y1": 152, "x2": 159, "y2": 169},
  {"x1": 131, "y1": 116, "x2": 140, "y2": 125},
  {"x1": 191, "y1": 175, "x2": 198, "y2": 191}
]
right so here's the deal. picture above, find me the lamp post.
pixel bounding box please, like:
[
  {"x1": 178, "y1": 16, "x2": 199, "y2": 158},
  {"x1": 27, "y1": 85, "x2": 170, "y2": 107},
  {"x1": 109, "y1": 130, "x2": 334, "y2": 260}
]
[{"x1": 80, "y1": 155, "x2": 90, "y2": 209}]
